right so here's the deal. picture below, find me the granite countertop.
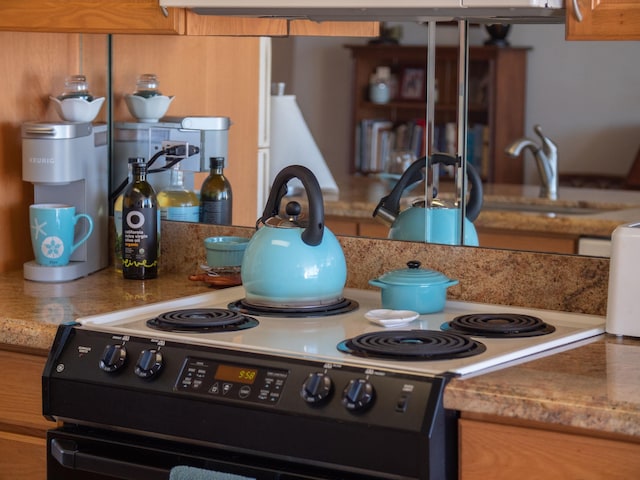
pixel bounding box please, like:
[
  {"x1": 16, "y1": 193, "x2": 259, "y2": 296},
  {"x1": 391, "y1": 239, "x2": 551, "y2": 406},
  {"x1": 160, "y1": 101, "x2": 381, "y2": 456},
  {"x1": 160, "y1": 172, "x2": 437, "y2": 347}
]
[
  {"x1": 1, "y1": 268, "x2": 211, "y2": 352},
  {"x1": 444, "y1": 334, "x2": 640, "y2": 440},
  {"x1": 1, "y1": 265, "x2": 638, "y2": 440},
  {"x1": 319, "y1": 176, "x2": 640, "y2": 237}
]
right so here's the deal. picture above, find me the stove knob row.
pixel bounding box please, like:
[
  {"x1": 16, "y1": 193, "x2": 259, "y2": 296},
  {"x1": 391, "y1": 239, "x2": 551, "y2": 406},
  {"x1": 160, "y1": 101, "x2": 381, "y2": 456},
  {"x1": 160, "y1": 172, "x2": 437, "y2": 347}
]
[
  {"x1": 300, "y1": 373, "x2": 376, "y2": 412},
  {"x1": 99, "y1": 344, "x2": 127, "y2": 373},
  {"x1": 342, "y1": 378, "x2": 375, "y2": 412},
  {"x1": 301, "y1": 372, "x2": 333, "y2": 405},
  {"x1": 135, "y1": 349, "x2": 163, "y2": 379}
]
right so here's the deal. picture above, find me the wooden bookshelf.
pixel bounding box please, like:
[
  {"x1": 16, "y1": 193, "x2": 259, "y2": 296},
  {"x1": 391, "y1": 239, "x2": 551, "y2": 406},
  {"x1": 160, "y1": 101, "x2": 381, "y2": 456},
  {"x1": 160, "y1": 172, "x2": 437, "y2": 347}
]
[{"x1": 345, "y1": 44, "x2": 529, "y2": 184}]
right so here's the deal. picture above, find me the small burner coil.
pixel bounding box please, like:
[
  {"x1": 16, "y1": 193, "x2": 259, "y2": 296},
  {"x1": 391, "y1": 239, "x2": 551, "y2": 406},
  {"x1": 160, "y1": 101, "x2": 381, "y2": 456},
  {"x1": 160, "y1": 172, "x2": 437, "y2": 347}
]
[
  {"x1": 444, "y1": 313, "x2": 555, "y2": 338},
  {"x1": 337, "y1": 330, "x2": 486, "y2": 361},
  {"x1": 146, "y1": 308, "x2": 258, "y2": 333}
]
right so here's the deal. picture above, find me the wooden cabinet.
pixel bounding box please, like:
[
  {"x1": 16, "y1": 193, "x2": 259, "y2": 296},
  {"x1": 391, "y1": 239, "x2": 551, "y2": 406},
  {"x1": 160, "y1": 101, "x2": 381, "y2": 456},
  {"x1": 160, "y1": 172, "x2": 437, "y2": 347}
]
[
  {"x1": 326, "y1": 215, "x2": 388, "y2": 238},
  {"x1": 476, "y1": 227, "x2": 579, "y2": 254},
  {"x1": 0, "y1": 349, "x2": 50, "y2": 479},
  {"x1": 566, "y1": 0, "x2": 640, "y2": 41},
  {"x1": 345, "y1": 45, "x2": 528, "y2": 185},
  {"x1": 185, "y1": 14, "x2": 379, "y2": 37},
  {"x1": 0, "y1": 0, "x2": 186, "y2": 34},
  {"x1": 459, "y1": 417, "x2": 640, "y2": 480},
  {"x1": 0, "y1": 0, "x2": 378, "y2": 37}
]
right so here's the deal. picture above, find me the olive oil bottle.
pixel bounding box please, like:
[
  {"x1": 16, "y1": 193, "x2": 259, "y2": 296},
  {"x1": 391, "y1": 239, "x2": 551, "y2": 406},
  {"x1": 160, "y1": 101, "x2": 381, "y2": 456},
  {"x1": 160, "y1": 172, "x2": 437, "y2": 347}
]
[
  {"x1": 199, "y1": 157, "x2": 232, "y2": 225},
  {"x1": 122, "y1": 159, "x2": 159, "y2": 279},
  {"x1": 157, "y1": 165, "x2": 199, "y2": 222}
]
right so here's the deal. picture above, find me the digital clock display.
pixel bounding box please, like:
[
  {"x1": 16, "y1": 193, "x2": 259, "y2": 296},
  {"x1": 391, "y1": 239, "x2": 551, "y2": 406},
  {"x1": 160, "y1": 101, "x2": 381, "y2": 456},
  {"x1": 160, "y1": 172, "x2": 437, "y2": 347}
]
[{"x1": 214, "y1": 364, "x2": 258, "y2": 385}]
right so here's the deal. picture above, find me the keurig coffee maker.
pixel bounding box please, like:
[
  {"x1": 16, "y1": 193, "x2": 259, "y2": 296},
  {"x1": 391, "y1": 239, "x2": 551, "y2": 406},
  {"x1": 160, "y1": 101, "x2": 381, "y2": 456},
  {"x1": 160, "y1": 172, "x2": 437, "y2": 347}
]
[
  {"x1": 113, "y1": 116, "x2": 231, "y2": 194},
  {"x1": 22, "y1": 121, "x2": 109, "y2": 282}
]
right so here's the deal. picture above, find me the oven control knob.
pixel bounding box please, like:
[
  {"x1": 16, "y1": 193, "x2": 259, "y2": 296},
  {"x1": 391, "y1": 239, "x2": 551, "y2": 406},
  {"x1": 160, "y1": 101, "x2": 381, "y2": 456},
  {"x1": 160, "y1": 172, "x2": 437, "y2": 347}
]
[
  {"x1": 342, "y1": 378, "x2": 375, "y2": 412},
  {"x1": 99, "y1": 344, "x2": 127, "y2": 373},
  {"x1": 134, "y1": 349, "x2": 163, "y2": 379},
  {"x1": 301, "y1": 372, "x2": 333, "y2": 404}
]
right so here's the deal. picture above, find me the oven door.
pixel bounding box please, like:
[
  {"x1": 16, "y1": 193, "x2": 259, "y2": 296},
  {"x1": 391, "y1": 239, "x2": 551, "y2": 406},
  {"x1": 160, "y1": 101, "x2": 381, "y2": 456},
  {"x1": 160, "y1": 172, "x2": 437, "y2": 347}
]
[{"x1": 47, "y1": 426, "x2": 381, "y2": 480}]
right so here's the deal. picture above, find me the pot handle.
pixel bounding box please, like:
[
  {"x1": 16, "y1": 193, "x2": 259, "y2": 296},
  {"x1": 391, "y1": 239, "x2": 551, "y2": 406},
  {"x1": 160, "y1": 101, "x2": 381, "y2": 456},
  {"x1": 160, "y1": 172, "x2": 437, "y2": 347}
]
[
  {"x1": 373, "y1": 153, "x2": 483, "y2": 223},
  {"x1": 259, "y1": 165, "x2": 324, "y2": 247},
  {"x1": 368, "y1": 279, "x2": 387, "y2": 289}
]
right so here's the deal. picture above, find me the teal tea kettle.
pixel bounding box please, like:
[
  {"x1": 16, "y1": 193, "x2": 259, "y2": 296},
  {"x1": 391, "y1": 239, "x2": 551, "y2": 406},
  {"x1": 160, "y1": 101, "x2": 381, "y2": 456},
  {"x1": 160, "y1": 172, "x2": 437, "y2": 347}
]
[
  {"x1": 372, "y1": 153, "x2": 483, "y2": 246},
  {"x1": 241, "y1": 165, "x2": 347, "y2": 307}
]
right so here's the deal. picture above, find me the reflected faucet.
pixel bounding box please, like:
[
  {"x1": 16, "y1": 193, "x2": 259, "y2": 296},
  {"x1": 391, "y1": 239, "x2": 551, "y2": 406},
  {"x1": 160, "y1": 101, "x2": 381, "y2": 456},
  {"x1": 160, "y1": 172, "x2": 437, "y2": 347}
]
[{"x1": 506, "y1": 125, "x2": 558, "y2": 201}]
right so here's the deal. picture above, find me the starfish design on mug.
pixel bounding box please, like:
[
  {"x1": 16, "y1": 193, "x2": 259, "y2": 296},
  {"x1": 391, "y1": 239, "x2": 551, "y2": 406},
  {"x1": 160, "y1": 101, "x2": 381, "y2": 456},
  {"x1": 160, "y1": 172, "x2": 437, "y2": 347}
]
[
  {"x1": 41, "y1": 236, "x2": 64, "y2": 259},
  {"x1": 31, "y1": 218, "x2": 47, "y2": 240}
]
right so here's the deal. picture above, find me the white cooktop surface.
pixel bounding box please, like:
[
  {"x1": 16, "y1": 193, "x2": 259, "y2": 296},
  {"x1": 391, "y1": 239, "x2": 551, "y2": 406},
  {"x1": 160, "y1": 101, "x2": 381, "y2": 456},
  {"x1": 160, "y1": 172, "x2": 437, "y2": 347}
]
[{"x1": 79, "y1": 286, "x2": 605, "y2": 377}]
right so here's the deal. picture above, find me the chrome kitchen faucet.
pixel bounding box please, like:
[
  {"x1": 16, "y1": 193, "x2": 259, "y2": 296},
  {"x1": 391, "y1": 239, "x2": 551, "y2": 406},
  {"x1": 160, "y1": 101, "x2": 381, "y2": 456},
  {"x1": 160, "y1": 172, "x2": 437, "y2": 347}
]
[{"x1": 506, "y1": 124, "x2": 559, "y2": 201}]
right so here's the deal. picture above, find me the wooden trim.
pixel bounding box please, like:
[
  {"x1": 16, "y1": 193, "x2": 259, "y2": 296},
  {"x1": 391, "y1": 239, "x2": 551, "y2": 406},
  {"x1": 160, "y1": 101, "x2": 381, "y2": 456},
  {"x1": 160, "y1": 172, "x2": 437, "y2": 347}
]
[
  {"x1": 288, "y1": 20, "x2": 379, "y2": 37},
  {"x1": 185, "y1": 11, "x2": 288, "y2": 36}
]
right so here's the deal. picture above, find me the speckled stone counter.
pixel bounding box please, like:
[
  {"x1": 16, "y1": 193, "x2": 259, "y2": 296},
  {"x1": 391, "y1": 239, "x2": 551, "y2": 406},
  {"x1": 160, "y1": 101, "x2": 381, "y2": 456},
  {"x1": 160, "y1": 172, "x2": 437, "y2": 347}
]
[
  {"x1": 444, "y1": 334, "x2": 640, "y2": 439},
  {"x1": 1, "y1": 269, "x2": 212, "y2": 352}
]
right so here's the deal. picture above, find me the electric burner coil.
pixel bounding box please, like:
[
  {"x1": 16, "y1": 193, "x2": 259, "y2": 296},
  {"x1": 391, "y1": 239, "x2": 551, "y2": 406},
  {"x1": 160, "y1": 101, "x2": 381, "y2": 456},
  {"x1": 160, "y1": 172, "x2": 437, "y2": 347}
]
[
  {"x1": 228, "y1": 298, "x2": 358, "y2": 318},
  {"x1": 443, "y1": 313, "x2": 555, "y2": 338},
  {"x1": 146, "y1": 308, "x2": 258, "y2": 333},
  {"x1": 337, "y1": 330, "x2": 486, "y2": 361}
]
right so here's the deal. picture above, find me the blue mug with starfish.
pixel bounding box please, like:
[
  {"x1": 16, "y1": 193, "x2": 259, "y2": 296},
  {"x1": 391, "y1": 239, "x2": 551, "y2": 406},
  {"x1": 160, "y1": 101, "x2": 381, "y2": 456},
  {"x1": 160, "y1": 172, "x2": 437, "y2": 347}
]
[{"x1": 29, "y1": 204, "x2": 93, "y2": 267}]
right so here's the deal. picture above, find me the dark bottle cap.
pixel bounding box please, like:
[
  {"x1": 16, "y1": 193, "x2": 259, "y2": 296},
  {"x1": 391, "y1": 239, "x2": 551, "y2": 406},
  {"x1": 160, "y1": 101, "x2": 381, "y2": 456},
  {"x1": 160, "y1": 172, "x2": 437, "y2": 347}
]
[{"x1": 209, "y1": 157, "x2": 225, "y2": 169}]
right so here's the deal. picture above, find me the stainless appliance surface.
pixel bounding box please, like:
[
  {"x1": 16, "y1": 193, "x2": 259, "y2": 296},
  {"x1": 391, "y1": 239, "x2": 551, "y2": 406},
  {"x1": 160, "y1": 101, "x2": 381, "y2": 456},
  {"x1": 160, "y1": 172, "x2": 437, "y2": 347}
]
[
  {"x1": 22, "y1": 121, "x2": 109, "y2": 282},
  {"x1": 43, "y1": 286, "x2": 604, "y2": 480}
]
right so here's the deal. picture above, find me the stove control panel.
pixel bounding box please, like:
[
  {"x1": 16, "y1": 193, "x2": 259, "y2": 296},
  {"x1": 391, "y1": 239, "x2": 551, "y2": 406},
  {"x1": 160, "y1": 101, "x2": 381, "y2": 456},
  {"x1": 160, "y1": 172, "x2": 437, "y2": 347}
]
[
  {"x1": 45, "y1": 327, "x2": 447, "y2": 431},
  {"x1": 175, "y1": 356, "x2": 288, "y2": 405}
]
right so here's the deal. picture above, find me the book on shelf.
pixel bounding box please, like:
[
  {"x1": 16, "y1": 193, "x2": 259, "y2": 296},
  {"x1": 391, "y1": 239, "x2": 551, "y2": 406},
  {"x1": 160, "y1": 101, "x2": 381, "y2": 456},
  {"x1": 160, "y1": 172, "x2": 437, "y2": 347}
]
[
  {"x1": 355, "y1": 118, "x2": 426, "y2": 173},
  {"x1": 355, "y1": 119, "x2": 489, "y2": 178}
]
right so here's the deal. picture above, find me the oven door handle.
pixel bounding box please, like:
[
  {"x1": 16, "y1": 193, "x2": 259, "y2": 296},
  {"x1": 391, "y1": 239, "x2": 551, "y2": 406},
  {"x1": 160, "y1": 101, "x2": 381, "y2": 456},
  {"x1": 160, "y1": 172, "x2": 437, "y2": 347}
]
[{"x1": 51, "y1": 438, "x2": 169, "y2": 480}]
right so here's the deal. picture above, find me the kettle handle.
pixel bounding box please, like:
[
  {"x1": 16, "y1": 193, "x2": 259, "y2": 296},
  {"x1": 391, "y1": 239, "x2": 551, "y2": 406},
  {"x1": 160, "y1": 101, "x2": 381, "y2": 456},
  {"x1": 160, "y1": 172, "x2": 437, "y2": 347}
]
[
  {"x1": 373, "y1": 153, "x2": 483, "y2": 223},
  {"x1": 259, "y1": 165, "x2": 324, "y2": 246}
]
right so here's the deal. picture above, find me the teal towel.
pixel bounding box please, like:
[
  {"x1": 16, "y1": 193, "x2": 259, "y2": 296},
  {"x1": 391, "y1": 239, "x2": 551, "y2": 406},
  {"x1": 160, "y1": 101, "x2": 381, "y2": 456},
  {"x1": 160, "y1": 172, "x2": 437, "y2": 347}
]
[{"x1": 169, "y1": 466, "x2": 255, "y2": 480}]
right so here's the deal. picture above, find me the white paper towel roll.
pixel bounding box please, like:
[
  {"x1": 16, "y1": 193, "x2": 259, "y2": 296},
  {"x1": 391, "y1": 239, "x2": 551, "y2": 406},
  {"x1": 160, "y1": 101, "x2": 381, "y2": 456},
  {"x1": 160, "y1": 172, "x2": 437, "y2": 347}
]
[{"x1": 270, "y1": 95, "x2": 339, "y2": 195}]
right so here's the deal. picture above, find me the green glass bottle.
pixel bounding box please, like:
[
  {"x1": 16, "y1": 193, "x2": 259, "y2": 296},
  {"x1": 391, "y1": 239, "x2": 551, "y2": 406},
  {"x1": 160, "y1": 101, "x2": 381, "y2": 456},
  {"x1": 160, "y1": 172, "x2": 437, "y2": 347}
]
[
  {"x1": 122, "y1": 159, "x2": 159, "y2": 280},
  {"x1": 199, "y1": 157, "x2": 232, "y2": 225}
]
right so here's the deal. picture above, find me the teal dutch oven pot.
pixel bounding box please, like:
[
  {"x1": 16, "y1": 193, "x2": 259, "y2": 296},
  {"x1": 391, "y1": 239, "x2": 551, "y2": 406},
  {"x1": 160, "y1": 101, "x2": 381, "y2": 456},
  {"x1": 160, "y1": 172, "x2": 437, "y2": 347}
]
[
  {"x1": 241, "y1": 165, "x2": 347, "y2": 307},
  {"x1": 369, "y1": 261, "x2": 459, "y2": 314}
]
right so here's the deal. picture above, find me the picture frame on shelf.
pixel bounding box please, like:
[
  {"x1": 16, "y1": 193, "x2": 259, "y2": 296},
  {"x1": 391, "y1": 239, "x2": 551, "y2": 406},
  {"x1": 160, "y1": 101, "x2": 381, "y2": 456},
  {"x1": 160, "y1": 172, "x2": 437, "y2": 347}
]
[{"x1": 399, "y1": 67, "x2": 425, "y2": 101}]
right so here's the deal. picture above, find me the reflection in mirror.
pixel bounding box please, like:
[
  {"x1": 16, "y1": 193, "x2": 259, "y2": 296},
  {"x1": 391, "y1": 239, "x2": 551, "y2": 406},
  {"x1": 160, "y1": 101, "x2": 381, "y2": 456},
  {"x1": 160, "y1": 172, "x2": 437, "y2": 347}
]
[{"x1": 271, "y1": 21, "x2": 640, "y2": 258}]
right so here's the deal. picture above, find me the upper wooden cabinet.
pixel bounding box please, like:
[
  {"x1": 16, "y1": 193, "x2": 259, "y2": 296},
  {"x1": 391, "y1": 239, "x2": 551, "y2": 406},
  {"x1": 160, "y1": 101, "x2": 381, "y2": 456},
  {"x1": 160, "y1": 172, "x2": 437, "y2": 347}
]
[
  {"x1": 184, "y1": 12, "x2": 378, "y2": 37},
  {"x1": 0, "y1": 0, "x2": 186, "y2": 34},
  {"x1": 0, "y1": 0, "x2": 378, "y2": 37},
  {"x1": 566, "y1": 0, "x2": 640, "y2": 40}
]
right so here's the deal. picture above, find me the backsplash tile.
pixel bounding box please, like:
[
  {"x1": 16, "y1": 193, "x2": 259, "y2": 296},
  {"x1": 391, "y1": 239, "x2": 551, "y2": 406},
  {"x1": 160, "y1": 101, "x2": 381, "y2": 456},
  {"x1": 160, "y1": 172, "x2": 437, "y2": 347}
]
[{"x1": 161, "y1": 221, "x2": 609, "y2": 316}]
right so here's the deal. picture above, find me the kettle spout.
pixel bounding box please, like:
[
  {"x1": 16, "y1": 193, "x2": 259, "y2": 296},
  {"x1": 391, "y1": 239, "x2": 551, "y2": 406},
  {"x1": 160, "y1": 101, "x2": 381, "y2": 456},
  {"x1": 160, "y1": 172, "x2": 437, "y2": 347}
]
[{"x1": 372, "y1": 198, "x2": 398, "y2": 227}]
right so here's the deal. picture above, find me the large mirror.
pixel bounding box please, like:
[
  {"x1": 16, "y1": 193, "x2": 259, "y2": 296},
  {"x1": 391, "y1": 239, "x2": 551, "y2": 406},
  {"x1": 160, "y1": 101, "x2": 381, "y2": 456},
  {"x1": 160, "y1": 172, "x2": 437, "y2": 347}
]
[{"x1": 270, "y1": 21, "x2": 640, "y2": 258}]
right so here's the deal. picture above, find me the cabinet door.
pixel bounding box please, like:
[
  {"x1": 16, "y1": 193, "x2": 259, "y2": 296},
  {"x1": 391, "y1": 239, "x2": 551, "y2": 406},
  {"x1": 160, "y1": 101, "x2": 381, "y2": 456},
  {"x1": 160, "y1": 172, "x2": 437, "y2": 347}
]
[
  {"x1": 0, "y1": 431, "x2": 46, "y2": 480},
  {"x1": 0, "y1": 0, "x2": 185, "y2": 34},
  {"x1": 566, "y1": 0, "x2": 640, "y2": 40},
  {"x1": 459, "y1": 418, "x2": 640, "y2": 480}
]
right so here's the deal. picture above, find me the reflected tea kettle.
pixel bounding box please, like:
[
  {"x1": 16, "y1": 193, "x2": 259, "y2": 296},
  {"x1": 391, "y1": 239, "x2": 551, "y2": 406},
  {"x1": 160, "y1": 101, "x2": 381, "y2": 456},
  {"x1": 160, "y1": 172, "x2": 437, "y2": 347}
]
[
  {"x1": 373, "y1": 153, "x2": 483, "y2": 246},
  {"x1": 241, "y1": 165, "x2": 347, "y2": 307}
]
